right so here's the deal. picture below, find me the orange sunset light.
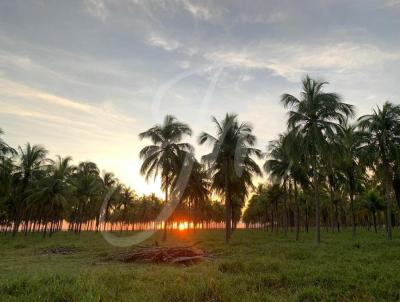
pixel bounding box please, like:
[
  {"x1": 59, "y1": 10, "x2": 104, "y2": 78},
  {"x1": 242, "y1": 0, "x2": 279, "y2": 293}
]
[{"x1": 178, "y1": 222, "x2": 189, "y2": 231}]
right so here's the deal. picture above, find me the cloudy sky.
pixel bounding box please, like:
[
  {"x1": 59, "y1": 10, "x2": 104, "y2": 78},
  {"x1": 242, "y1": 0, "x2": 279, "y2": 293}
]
[{"x1": 1, "y1": 0, "x2": 399, "y2": 195}]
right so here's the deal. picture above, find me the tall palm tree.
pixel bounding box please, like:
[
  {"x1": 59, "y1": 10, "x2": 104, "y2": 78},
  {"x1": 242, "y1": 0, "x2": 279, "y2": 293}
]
[
  {"x1": 139, "y1": 115, "x2": 192, "y2": 241},
  {"x1": 27, "y1": 156, "x2": 74, "y2": 237},
  {"x1": 0, "y1": 156, "x2": 17, "y2": 232},
  {"x1": 13, "y1": 144, "x2": 49, "y2": 236},
  {"x1": 71, "y1": 161, "x2": 101, "y2": 233},
  {"x1": 99, "y1": 171, "x2": 118, "y2": 231},
  {"x1": 0, "y1": 129, "x2": 17, "y2": 233},
  {"x1": 281, "y1": 75, "x2": 354, "y2": 244},
  {"x1": 199, "y1": 113, "x2": 262, "y2": 243},
  {"x1": 118, "y1": 186, "x2": 137, "y2": 231},
  {"x1": 175, "y1": 157, "x2": 210, "y2": 229},
  {"x1": 358, "y1": 102, "x2": 400, "y2": 240},
  {"x1": 264, "y1": 132, "x2": 308, "y2": 240},
  {"x1": 264, "y1": 134, "x2": 290, "y2": 236},
  {"x1": 322, "y1": 140, "x2": 345, "y2": 232},
  {"x1": 337, "y1": 123, "x2": 368, "y2": 239}
]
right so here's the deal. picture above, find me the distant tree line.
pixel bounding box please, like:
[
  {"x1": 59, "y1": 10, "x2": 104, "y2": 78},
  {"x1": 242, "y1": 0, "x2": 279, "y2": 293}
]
[{"x1": 0, "y1": 139, "x2": 225, "y2": 237}]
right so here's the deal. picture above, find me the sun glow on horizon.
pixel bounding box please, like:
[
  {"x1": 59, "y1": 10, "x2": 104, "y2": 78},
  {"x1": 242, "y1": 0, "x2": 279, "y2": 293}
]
[{"x1": 178, "y1": 221, "x2": 189, "y2": 231}]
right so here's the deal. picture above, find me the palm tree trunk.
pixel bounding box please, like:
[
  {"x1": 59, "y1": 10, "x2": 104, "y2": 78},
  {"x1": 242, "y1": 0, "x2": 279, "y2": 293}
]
[
  {"x1": 312, "y1": 154, "x2": 321, "y2": 244},
  {"x1": 335, "y1": 204, "x2": 340, "y2": 232},
  {"x1": 350, "y1": 192, "x2": 356, "y2": 239},
  {"x1": 283, "y1": 180, "x2": 288, "y2": 237},
  {"x1": 329, "y1": 181, "x2": 335, "y2": 232},
  {"x1": 162, "y1": 174, "x2": 169, "y2": 242},
  {"x1": 271, "y1": 209, "x2": 274, "y2": 232},
  {"x1": 305, "y1": 208, "x2": 309, "y2": 233},
  {"x1": 43, "y1": 222, "x2": 47, "y2": 238},
  {"x1": 383, "y1": 164, "x2": 393, "y2": 240},
  {"x1": 372, "y1": 210, "x2": 377, "y2": 233},
  {"x1": 294, "y1": 180, "x2": 300, "y2": 241},
  {"x1": 380, "y1": 136, "x2": 393, "y2": 240},
  {"x1": 224, "y1": 162, "x2": 232, "y2": 244}
]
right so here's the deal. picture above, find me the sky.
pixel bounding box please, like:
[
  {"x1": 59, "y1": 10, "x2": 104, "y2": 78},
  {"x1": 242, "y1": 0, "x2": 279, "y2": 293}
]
[{"x1": 1, "y1": 0, "x2": 399, "y2": 196}]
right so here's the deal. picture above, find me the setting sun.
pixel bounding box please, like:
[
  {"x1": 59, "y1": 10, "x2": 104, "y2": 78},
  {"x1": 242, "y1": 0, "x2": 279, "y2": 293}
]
[{"x1": 178, "y1": 222, "x2": 189, "y2": 231}]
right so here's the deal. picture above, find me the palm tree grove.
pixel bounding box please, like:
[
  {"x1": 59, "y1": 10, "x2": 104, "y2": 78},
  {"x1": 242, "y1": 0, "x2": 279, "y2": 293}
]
[
  {"x1": 2, "y1": 77, "x2": 399, "y2": 243},
  {"x1": 1, "y1": 1, "x2": 400, "y2": 301}
]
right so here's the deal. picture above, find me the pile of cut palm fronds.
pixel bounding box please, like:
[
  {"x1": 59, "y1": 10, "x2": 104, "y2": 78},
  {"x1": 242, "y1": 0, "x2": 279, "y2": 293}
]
[{"x1": 117, "y1": 245, "x2": 212, "y2": 265}]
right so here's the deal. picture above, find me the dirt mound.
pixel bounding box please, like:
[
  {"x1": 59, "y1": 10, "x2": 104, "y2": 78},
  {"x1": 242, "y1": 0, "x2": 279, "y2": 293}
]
[{"x1": 117, "y1": 245, "x2": 212, "y2": 266}]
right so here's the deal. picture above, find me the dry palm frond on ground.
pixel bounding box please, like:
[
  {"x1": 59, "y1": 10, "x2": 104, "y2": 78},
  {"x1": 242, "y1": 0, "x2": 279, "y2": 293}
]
[{"x1": 116, "y1": 245, "x2": 213, "y2": 266}]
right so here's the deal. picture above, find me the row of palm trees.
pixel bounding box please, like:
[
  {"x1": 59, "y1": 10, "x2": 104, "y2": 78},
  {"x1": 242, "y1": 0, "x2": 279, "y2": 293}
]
[
  {"x1": 139, "y1": 114, "x2": 262, "y2": 242},
  {"x1": 240, "y1": 77, "x2": 399, "y2": 243},
  {"x1": 1, "y1": 76, "x2": 399, "y2": 243},
  {"x1": 0, "y1": 137, "x2": 225, "y2": 237},
  {"x1": 139, "y1": 76, "x2": 400, "y2": 244}
]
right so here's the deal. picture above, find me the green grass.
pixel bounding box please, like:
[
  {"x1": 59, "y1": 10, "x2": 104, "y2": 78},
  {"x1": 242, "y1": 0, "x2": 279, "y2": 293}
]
[{"x1": 0, "y1": 229, "x2": 400, "y2": 301}]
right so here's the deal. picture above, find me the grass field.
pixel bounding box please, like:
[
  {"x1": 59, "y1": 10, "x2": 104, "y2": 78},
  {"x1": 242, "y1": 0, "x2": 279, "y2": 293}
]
[{"x1": 1, "y1": 229, "x2": 400, "y2": 302}]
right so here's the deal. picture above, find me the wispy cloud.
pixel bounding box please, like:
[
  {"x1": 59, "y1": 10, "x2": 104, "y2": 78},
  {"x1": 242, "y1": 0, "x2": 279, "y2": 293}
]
[
  {"x1": 85, "y1": 0, "x2": 108, "y2": 21},
  {"x1": 0, "y1": 79, "x2": 91, "y2": 112},
  {"x1": 206, "y1": 42, "x2": 400, "y2": 81},
  {"x1": 147, "y1": 34, "x2": 181, "y2": 51},
  {"x1": 0, "y1": 78, "x2": 135, "y2": 126},
  {"x1": 181, "y1": 0, "x2": 221, "y2": 20}
]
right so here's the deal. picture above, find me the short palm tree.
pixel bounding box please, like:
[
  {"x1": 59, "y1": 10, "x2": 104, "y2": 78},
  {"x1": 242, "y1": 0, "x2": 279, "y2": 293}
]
[
  {"x1": 199, "y1": 113, "x2": 262, "y2": 243},
  {"x1": 358, "y1": 101, "x2": 400, "y2": 240},
  {"x1": 281, "y1": 75, "x2": 354, "y2": 244},
  {"x1": 363, "y1": 188, "x2": 384, "y2": 233},
  {"x1": 139, "y1": 115, "x2": 192, "y2": 241}
]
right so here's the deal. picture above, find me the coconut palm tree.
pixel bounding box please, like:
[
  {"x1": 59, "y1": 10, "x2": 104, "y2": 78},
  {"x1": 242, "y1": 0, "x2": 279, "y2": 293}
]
[
  {"x1": 0, "y1": 128, "x2": 16, "y2": 159},
  {"x1": 175, "y1": 157, "x2": 210, "y2": 229},
  {"x1": 199, "y1": 113, "x2": 262, "y2": 243},
  {"x1": 27, "y1": 156, "x2": 74, "y2": 237},
  {"x1": 264, "y1": 134, "x2": 291, "y2": 236},
  {"x1": 12, "y1": 144, "x2": 49, "y2": 236},
  {"x1": 0, "y1": 157, "x2": 17, "y2": 233},
  {"x1": 118, "y1": 186, "x2": 137, "y2": 231},
  {"x1": 362, "y1": 188, "x2": 384, "y2": 233},
  {"x1": 281, "y1": 75, "x2": 354, "y2": 244},
  {"x1": 336, "y1": 123, "x2": 368, "y2": 239},
  {"x1": 71, "y1": 161, "x2": 101, "y2": 233},
  {"x1": 99, "y1": 171, "x2": 119, "y2": 231},
  {"x1": 139, "y1": 115, "x2": 192, "y2": 241},
  {"x1": 0, "y1": 130, "x2": 17, "y2": 233},
  {"x1": 322, "y1": 140, "x2": 345, "y2": 232},
  {"x1": 358, "y1": 102, "x2": 400, "y2": 240},
  {"x1": 264, "y1": 132, "x2": 308, "y2": 240}
]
